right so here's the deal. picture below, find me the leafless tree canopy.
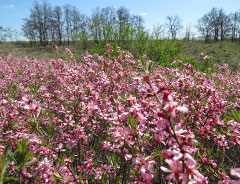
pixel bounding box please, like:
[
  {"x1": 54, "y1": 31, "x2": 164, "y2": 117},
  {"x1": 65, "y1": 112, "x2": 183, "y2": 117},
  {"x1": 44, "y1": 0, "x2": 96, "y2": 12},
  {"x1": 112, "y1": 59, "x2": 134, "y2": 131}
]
[
  {"x1": 197, "y1": 7, "x2": 240, "y2": 42},
  {"x1": 0, "y1": 3, "x2": 234, "y2": 43},
  {"x1": 165, "y1": 15, "x2": 183, "y2": 39},
  {"x1": 21, "y1": 2, "x2": 145, "y2": 46}
]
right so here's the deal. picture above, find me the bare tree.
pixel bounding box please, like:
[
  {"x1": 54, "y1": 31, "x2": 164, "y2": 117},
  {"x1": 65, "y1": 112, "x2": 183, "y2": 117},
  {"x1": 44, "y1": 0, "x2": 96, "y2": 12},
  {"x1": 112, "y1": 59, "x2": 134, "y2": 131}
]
[
  {"x1": 0, "y1": 26, "x2": 6, "y2": 42},
  {"x1": 21, "y1": 2, "x2": 146, "y2": 47},
  {"x1": 208, "y1": 8, "x2": 220, "y2": 41},
  {"x1": 197, "y1": 14, "x2": 212, "y2": 42},
  {"x1": 197, "y1": 8, "x2": 231, "y2": 42},
  {"x1": 63, "y1": 4, "x2": 73, "y2": 45},
  {"x1": 22, "y1": 18, "x2": 37, "y2": 45},
  {"x1": 117, "y1": 6, "x2": 130, "y2": 41},
  {"x1": 219, "y1": 11, "x2": 231, "y2": 41},
  {"x1": 131, "y1": 15, "x2": 145, "y2": 40},
  {"x1": 165, "y1": 15, "x2": 183, "y2": 39},
  {"x1": 42, "y1": 2, "x2": 52, "y2": 45},
  {"x1": 13, "y1": 28, "x2": 20, "y2": 41},
  {"x1": 185, "y1": 24, "x2": 191, "y2": 41},
  {"x1": 207, "y1": 8, "x2": 230, "y2": 41},
  {"x1": 71, "y1": 7, "x2": 81, "y2": 34},
  {"x1": 229, "y1": 11, "x2": 240, "y2": 42},
  {"x1": 5, "y1": 27, "x2": 14, "y2": 42},
  {"x1": 24, "y1": 1, "x2": 52, "y2": 45},
  {"x1": 100, "y1": 7, "x2": 116, "y2": 41},
  {"x1": 53, "y1": 6, "x2": 63, "y2": 45},
  {"x1": 29, "y1": 1, "x2": 43, "y2": 44},
  {"x1": 89, "y1": 7, "x2": 103, "y2": 43},
  {"x1": 77, "y1": 14, "x2": 90, "y2": 49}
]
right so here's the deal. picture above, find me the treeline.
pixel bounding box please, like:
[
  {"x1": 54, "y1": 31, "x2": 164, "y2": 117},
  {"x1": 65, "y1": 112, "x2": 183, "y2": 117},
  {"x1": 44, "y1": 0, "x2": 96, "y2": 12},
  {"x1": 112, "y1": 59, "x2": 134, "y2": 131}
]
[
  {"x1": 1, "y1": 2, "x2": 240, "y2": 45},
  {"x1": 21, "y1": 1, "x2": 145, "y2": 47},
  {"x1": 2, "y1": 2, "x2": 240, "y2": 68},
  {"x1": 0, "y1": 26, "x2": 20, "y2": 42},
  {"x1": 197, "y1": 7, "x2": 240, "y2": 42}
]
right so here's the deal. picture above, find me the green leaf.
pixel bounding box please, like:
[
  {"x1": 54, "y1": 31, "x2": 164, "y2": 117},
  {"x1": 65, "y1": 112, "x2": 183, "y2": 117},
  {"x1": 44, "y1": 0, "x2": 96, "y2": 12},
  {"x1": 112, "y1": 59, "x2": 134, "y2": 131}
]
[
  {"x1": 16, "y1": 141, "x2": 23, "y2": 154},
  {"x1": 24, "y1": 160, "x2": 34, "y2": 167},
  {"x1": 24, "y1": 152, "x2": 33, "y2": 162},
  {"x1": 1, "y1": 157, "x2": 10, "y2": 182},
  {"x1": 4, "y1": 176, "x2": 19, "y2": 181},
  {"x1": 53, "y1": 173, "x2": 64, "y2": 182},
  {"x1": 154, "y1": 150, "x2": 162, "y2": 159},
  {"x1": 7, "y1": 151, "x2": 16, "y2": 162},
  {"x1": 130, "y1": 169, "x2": 140, "y2": 177},
  {"x1": 100, "y1": 173, "x2": 107, "y2": 184},
  {"x1": 232, "y1": 110, "x2": 240, "y2": 122},
  {"x1": 3, "y1": 141, "x2": 11, "y2": 157}
]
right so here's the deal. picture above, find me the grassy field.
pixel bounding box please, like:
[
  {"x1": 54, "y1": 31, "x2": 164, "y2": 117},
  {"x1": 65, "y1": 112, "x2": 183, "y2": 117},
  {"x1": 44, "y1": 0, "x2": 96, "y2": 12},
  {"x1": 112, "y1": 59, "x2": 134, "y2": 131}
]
[
  {"x1": 0, "y1": 40, "x2": 240, "y2": 70},
  {"x1": 0, "y1": 43, "x2": 239, "y2": 183},
  {"x1": 180, "y1": 40, "x2": 240, "y2": 70}
]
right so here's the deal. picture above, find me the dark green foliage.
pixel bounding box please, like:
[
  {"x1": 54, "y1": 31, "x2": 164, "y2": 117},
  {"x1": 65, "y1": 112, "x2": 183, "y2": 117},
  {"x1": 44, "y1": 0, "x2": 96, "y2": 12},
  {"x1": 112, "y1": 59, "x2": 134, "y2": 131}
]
[{"x1": 146, "y1": 39, "x2": 181, "y2": 67}]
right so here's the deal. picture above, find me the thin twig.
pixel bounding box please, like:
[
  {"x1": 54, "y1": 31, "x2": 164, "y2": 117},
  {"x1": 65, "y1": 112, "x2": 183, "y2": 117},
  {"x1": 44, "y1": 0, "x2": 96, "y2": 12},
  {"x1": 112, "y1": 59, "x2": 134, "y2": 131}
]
[{"x1": 147, "y1": 76, "x2": 186, "y2": 175}]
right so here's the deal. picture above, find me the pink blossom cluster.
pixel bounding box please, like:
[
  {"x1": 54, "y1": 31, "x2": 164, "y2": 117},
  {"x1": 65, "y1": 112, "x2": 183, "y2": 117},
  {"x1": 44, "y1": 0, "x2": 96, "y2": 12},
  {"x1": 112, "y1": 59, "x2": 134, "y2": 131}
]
[
  {"x1": 52, "y1": 43, "x2": 59, "y2": 55},
  {"x1": 0, "y1": 46, "x2": 239, "y2": 183}
]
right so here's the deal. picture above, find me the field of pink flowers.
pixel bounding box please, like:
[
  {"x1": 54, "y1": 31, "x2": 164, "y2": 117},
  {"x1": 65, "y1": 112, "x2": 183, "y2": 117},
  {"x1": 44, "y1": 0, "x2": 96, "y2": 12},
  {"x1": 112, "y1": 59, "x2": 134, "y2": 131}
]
[{"x1": 0, "y1": 45, "x2": 240, "y2": 184}]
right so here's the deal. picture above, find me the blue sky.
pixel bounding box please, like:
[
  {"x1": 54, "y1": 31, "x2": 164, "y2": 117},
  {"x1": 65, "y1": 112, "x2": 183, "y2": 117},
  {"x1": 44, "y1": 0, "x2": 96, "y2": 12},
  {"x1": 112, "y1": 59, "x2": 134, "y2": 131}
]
[{"x1": 0, "y1": 0, "x2": 240, "y2": 36}]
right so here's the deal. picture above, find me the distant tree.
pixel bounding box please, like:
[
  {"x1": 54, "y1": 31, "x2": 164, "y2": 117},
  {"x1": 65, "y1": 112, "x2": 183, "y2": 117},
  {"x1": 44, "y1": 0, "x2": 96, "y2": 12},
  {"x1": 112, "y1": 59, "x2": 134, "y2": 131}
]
[
  {"x1": 0, "y1": 26, "x2": 6, "y2": 42},
  {"x1": 52, "y1": 6, "x2": 63, "y2": 45},
  {"x1": 75, "y1": 14, "x2": 90, "y2": 49},
  {"x1": 100, "y1": 7, "x2": 116, "y2": 42},
  {"x1": 71, "y1": 7, "x2": 81, "y2": 34},
  {"x1": 197, "y1": 8, "x2": 231, "y2": 42},
  {"x1": 208, "y1": 8, "x2": 230, "y2": 41},
  {"x1": 88, "y1": 6, "x2": 145, "y2": 48},
  {"x1": 22, "y1": 18, "x2": 37, "y2": 45},
  {"x1": 229, "y1": 11, "x2": 240, "y2": 42},
  {"x1": 89, "y1": 7, "x2": 103, "y2": 43},
  {"x1": 197, "y1": 14, "x2": 212, "y2": 42},
  {"x1": 219, "y1": 11, "x2": 231, "y2": 41},
  {"x1": 42, "y1": 2, "x2": 52, "y2": 45},
  {"x1": 185, "y1": 24, "x2": 191, "y2": 41},
  {"x1": 208, "y1": 8, "x2": 220, "y2": 41},
  {"x1": 22, "y1": 1, "x2": 52, "y2": 45},
  {"x1": 117, "y1": 6, "x2": 130, "y2": 41},
  {"x1": 151, "y1": 24, "x2": 165, "y2": 40},
  {"x1": 5, "y1": 27, "x2": 14, "y2": 42},
  {"x1": 13, "y1": 29, "x2": 20, "y2": 41},
  {"x1": 63, "y1": 4, "x2": 73, "y2": 45},
  {"x1": 63, "y1": 4, "x2": 86, "y2": 44},
  {"x1": 165, "y1": 15, "x2": 183, "y2": 39},
  {"x1": 131, "y1": 15, "x2": 145, "y2": 40},
  {"x1": 21, "y1": 2, "x2": 146, "y2": 47}
]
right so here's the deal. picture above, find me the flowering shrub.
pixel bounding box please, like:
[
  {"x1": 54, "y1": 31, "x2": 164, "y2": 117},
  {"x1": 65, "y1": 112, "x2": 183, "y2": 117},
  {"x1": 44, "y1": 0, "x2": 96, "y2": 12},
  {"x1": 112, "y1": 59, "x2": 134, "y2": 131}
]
[{"x1": 0, "y1": 45, "x2": 239, "y2": 183}]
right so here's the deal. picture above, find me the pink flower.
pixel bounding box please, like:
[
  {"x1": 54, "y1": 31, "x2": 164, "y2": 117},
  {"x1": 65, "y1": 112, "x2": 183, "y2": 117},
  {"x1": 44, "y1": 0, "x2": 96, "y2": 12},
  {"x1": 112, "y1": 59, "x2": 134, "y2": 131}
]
[
  {"x1": 231, "y1": 168, "x2": 240, "y2": 178},
  {"x1": 203, "y1": 55, "x2": 209, "y2": 60},
  {"x1": 200, "y1": 52, "x2": 204, "y2": 57},
  {"x1": 65, "y1": 48, "x2": 73, "y2": 58},
  {"x1": 52, "y1": 43, "x2": 59, "y2": 55},
  {"x1": 163, "y1": 92, "x2": 188, "y2": 117},
  {"x1": 140, "y1": 167, "x2": 154, "y2": 181},
  {"x1": 120, "y1": 112, "x2": 128, "y2": 121},
  {"x1": 124, "y1": 154, "x2": 132, "y2": 161}
]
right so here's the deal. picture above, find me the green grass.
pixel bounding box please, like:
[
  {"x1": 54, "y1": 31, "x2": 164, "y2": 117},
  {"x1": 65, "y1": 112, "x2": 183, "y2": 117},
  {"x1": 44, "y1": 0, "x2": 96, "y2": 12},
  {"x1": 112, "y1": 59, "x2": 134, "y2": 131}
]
[
  {"x1": 0, "y1": 42, "x2": 87, "y2": 60},
  {"x1": 0, "y1": 40, "x2": 239, "y2": 71},
  {"x1": 180, "y1": 40, "x2": 240, "y2": 71}
]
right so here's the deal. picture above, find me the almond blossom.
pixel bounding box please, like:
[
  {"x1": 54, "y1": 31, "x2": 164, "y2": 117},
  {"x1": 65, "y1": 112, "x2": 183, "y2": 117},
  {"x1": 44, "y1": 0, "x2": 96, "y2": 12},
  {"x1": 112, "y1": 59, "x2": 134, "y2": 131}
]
[{"x1": 0, "y1": 46, "x2": 239, "y2": 183}]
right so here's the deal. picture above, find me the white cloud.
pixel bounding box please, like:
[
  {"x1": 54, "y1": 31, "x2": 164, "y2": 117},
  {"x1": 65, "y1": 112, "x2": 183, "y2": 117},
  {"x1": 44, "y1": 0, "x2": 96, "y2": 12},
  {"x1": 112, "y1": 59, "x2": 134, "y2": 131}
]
[
  {"x1": 114, "y1": 5, "x2": 118, "y2": 9},
  {"x1": 139, "y1": 12, "x2": 147, "y2": 16},
  {"x1": 3, "y1": 4, "x2": 14, "y2": 9}
]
